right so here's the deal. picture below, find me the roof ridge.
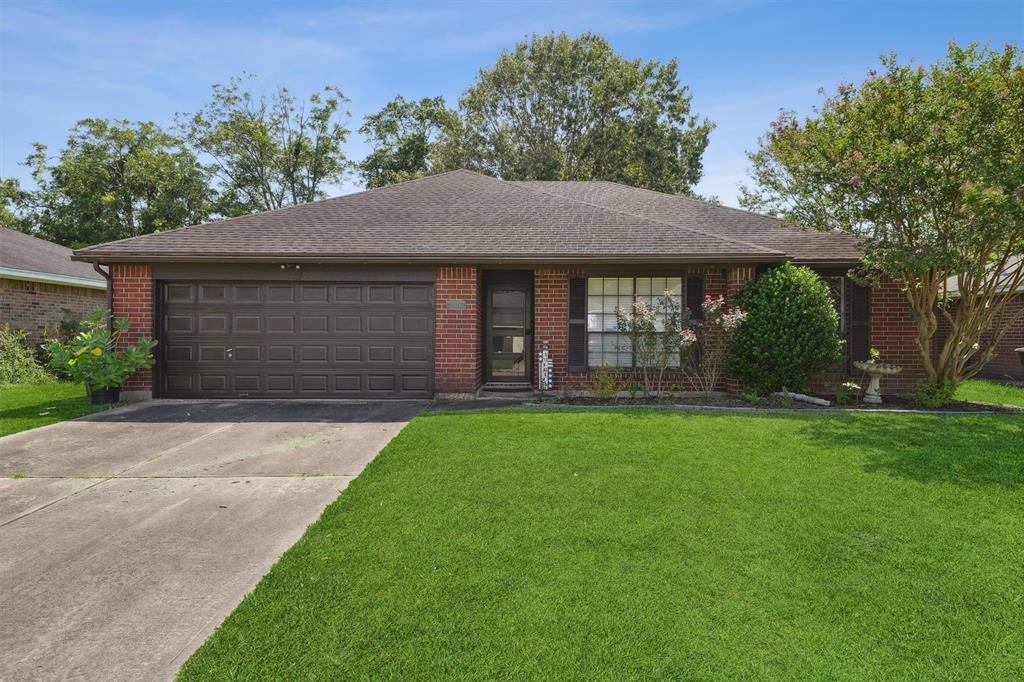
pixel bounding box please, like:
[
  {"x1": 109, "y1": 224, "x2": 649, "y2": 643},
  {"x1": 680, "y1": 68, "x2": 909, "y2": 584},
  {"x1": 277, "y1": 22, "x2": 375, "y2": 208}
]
[
  {"x1": 509, "y1": 180, "x2": 782, "y2": 255},
  {"x1": 591, "y1": 179, "x2": 827, "y2": 233}
]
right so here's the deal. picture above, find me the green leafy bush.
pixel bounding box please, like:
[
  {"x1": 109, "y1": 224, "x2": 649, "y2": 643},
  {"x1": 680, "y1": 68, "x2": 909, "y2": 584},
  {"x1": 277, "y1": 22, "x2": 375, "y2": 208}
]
[
  {"x1": 42, "y1": 308, "x2": 157, "y2": 390},
  {"x1": 728, "y1": 263, "x2": 844, "y2": 393},
  {"x1": 911, "y1": 379, "x2": 958, "y2": 408},
  {"x1": 0, "y1": 325, "x2": 53, "y2": 385},
  {"x1": 590, "y1": 367, "x2": 624, "y2": 401}
]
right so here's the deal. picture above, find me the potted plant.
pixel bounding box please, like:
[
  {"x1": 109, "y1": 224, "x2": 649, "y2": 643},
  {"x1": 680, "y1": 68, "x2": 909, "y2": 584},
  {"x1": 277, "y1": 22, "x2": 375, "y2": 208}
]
[{"x1": 42, "y1": 308, "x2": 157, "y2": 404}]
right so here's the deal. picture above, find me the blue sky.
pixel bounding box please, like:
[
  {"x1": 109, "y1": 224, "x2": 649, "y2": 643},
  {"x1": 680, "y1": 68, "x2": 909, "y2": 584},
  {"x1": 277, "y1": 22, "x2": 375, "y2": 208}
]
[{"x1": 1, "y1": 0, "x2": 1020, "y2": 207}]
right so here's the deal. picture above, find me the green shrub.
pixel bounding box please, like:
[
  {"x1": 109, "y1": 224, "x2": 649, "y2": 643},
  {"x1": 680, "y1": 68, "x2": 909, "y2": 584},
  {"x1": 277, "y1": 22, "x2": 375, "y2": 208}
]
[
  {"x1": 42, "y1": 308, "x2": 157, "y2": 390},
  {"x1": 0, "y1": 325, "x2": 53, "y2": 385},
  {"x1": 911, "y1": 379, "x2": 957, "y2": 408},
  {"x1": 590, "y1": 367, "x2": 624, "y2": 401},
  {"x1": 727, "y1": 262, "x2": 844, "y2": 393}
]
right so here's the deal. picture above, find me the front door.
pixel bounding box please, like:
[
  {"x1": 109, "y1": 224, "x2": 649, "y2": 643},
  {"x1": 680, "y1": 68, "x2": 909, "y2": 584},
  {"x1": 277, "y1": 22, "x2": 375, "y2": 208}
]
[{"x1": 486, "y1": 284, "x2": 531, "y2": 383}]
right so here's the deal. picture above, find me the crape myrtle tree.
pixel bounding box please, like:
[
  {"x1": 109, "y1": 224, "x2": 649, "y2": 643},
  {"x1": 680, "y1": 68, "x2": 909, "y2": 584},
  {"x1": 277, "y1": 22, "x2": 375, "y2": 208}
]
[
  {"x1": 360, "y1": 32, "x2": 714, "y2": 196},
  {"x1": 740, "y1": 42, "x2": 1024, "y2": 395}
]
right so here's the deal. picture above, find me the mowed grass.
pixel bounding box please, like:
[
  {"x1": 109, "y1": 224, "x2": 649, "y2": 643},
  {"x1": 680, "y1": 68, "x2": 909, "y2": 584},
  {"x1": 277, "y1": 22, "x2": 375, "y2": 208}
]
[
  {"x1": 0, "y1": 382, "x2": 114, "y2": 437},
  {"x1": 957, "y1": 378, "x2": 1024, "y2": 408},
  {"x1": 179, "y1": 409, "x2": 1024, "y2": 680}
]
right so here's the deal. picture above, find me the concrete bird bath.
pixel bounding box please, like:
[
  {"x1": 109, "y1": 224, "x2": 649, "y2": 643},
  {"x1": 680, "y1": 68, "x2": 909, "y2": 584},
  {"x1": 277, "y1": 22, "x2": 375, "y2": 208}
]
[{"x1": 853, "y1": 360, "x2": 903, "y2": 405}]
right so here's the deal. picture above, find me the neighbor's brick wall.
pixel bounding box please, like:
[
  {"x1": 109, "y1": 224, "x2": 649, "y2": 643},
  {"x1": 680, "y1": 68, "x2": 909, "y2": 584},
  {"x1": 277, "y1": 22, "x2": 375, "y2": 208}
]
[
  {"x1": 434, "y1": 266, "x2": 482, "y2": 394},
  {"x1": 0, "y1": 277, "x2": 106, "y2": 344},
  {"x1": 934, "y1": 294, "x2": 1024, "y2": 381},
  {"x1": 111, "y1": 264, "x2": 154, "y2": 392}
]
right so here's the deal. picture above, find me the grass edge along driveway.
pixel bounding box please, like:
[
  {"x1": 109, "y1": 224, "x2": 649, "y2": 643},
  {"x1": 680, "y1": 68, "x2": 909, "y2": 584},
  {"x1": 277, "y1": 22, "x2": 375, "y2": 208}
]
[
  {"x1": 0, "y1": 382, "x2": 115, "y2": 437},
  {"x1": 179, "y1": 408, "x2": 1024, "y2": 680}
]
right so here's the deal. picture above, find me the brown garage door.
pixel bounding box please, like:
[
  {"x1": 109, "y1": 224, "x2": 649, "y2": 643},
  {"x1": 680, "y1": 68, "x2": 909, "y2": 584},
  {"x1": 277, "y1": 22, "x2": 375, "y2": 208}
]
[{"x1": 159, "y1": 281, "x2": 434, "y2": 398}]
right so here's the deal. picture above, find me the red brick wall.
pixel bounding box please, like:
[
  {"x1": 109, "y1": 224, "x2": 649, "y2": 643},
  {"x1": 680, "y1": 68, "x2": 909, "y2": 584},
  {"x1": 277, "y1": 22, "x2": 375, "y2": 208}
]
[
  {"x1": 111, "y1": 264, "x2": 154, "y2": 392},
  {"x1": 561, "y1": 265, "x2": 737, "y2": 394},
  {"x1": 0, "y1": 278, "x2": 106, "y2": 344},
  {"x1": 434, "y1": 266, "x2": 482, "y2": 394},
  {"x1": 935, "y1": 294, "x2": 1024, "y2": 381},
  {"x1": 868, "y1": 276, "x2": 925, "y2": 394},
  {"x1": 534, "y1": 267, "x2": 569, "y2": 389}
]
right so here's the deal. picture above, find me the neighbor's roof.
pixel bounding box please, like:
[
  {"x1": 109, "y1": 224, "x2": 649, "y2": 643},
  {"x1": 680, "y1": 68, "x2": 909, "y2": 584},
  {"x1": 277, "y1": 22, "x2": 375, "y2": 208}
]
[
  {"x1": 943, "y1": 255, "x2": 1024, "y2": 296},
  {"x1": 1, "y1": 227, "x2": 107, "y2": 289},
  {"x1": 74, "y1": 170, "x2": 861, "y2": 265}
]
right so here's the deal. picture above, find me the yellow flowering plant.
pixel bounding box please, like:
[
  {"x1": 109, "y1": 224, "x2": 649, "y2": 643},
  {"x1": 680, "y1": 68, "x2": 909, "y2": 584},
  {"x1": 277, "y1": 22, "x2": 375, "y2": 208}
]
[{"x1": 43, "y1": 308, "x2": 157, "y2": 391}]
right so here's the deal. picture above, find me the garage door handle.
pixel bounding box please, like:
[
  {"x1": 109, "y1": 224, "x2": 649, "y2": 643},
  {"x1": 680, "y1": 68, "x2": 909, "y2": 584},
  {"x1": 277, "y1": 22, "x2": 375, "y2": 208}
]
[{"x1": 226, "y1": 348, "x2": 233, "y2": 358}]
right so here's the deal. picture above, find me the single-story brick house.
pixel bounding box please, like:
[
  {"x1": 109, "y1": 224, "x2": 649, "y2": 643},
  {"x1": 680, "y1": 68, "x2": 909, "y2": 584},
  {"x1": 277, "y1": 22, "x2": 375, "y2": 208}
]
[
  {"x1": 1, "y1": 227, "x2": 107, "y2": 344},
  {"x1": 72, "y1": 170, "x2": 924, "y2": 400}
]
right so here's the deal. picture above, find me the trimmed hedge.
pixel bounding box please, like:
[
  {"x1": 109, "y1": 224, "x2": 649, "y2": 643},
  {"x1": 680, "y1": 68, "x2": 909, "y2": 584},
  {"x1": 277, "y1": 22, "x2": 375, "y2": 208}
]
[{"x1": 727, "y1": 263, "x2": 843, "y2": 393}]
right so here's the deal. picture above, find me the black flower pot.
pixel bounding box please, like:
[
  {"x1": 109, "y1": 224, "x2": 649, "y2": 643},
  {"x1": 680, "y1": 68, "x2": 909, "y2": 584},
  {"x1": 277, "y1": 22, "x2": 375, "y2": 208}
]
[
  {"x1": 1016, "y1": 348, "x2": 1024, "y2": 367},
  {"x1": 87, "y1": 386, "x2": 120, "y2": 405}
]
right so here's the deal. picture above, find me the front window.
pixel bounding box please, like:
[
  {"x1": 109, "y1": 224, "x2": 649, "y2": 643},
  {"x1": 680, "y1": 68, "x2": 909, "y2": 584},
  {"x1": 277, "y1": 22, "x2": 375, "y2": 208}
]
[
  {"x1": 822, "y1": 276, "x2": 846, "y2": 336},
  {"x1": 586, "y1": 276, "x2": 683, "y2": 368}
]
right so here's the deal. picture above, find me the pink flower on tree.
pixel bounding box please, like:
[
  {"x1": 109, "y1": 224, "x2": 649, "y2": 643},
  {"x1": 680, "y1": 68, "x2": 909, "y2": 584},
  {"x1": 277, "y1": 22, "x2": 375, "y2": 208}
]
[{"x1": 851, "y1": 175, "x2": 863, "y2": 186}]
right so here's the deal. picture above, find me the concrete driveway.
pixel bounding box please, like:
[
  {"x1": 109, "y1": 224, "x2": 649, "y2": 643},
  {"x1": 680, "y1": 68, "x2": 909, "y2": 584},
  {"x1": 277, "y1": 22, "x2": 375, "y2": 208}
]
[{"x1": 0, "y1": 399, "x2": 422, "y2": 680}]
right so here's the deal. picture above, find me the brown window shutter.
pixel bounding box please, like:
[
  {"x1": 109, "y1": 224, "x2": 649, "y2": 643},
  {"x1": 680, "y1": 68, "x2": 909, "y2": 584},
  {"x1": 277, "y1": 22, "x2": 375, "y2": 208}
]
[
  {"x1": 686, "y1": 276, "x2": 705, "y2": 321},
  {"x1": 849, "y1": 282, "x2": 870, "y2": 364},
  {"x1": 568, "y1": 277, "x2": 587, "y2": 371}
]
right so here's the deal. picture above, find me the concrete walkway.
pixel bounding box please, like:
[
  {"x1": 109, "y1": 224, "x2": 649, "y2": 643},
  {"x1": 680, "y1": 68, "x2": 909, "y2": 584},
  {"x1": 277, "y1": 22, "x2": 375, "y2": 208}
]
[{"x1": 0, "y1": 400, "x2": 421, "y2": 680}]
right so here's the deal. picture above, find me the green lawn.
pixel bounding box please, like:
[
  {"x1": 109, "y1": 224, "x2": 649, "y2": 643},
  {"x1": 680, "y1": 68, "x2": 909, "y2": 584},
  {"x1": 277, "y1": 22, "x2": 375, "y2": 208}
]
[
  {"x1": 0, "y1": 382, "x2": 114, "y2": 437},
  {"x1": 180, "y1": 408, "x2": 1024, "y2": 680},
  {"x1": 957, "y1": 378, "x2": 1024, "y2": 408}
]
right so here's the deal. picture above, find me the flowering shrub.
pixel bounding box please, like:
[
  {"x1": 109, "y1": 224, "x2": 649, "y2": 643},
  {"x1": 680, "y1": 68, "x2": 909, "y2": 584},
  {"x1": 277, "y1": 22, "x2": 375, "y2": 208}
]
[
  {"x1": 727, "y1": 263, "x2": 843, "y2": 393},
  {"x1": 686, "y1": 294, "x2": 747, "y2": 395},
  {"x1": 42, "y1": 308, "x2": 157, "y2": 390},
  {"x1": 614, "y1": 291, "x2": 693, "y2": 396}
]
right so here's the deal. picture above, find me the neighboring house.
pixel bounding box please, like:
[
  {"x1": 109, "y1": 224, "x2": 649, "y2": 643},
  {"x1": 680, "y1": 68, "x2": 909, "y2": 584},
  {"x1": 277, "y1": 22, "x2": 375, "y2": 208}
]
[
  {"x1": 1, "y1": 227, "x2": 107, "y2": 344},
  {"x1": 72, "y1": 170, "x2": 920, "y2": 400},
  {"x1": 936, "y1": 256, "x2": 1024, "y2": 381}
]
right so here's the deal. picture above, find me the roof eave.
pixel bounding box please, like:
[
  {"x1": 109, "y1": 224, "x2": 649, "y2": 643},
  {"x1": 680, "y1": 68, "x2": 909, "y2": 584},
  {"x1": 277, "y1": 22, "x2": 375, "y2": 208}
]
[
  {"x1": 0, "y1": 266, "x2": 107, "y2": 289},
  {"x1": 72, "y1": 252, "x2": 784, "y2": 266}
]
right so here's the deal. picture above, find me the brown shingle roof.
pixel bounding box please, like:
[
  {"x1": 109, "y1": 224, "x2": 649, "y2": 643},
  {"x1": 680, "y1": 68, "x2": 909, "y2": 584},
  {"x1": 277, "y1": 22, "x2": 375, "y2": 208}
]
[
  {"x1": 512, "y1": 180, "x2": 862, "y2": 263},
  {"x1": 74, "y1": 170, "x2": 859, "y2": 265},
  {"x1": 1, "y1": 227, "x2": 105, "y2": 282}
]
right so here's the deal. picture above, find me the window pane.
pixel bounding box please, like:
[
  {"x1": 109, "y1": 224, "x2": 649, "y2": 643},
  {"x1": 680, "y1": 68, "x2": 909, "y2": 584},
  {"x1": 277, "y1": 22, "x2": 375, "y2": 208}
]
[
  {"x1": 636, "y1": 277, "x2": 652, "y2": 295},
  {"x1": 587, "y1": 278, "x2": 604, "y2": 295},
  {"x1": 603, "y1": 278, "x2": 618, "y2": 296},
  {"x1": 667, "y1": 278, "x2": 682, "y2": 297},
  {"x1": 587, "y1": 295, "x2": 602, "y2": 315},
  {"x1": 587, "y1": 313, "x2": 601, "y2": 331},
  {"x1": 651, "y1": 277, "x2": 667, "y2": 296},
  {"x1": 603, "y1": 314, "x2": 618, "y2": 332},
  {"x1": 617, "y1": 296, "x2": 633, "y2": 314},
  {"x1": 588, "y1": 334, "x2": 602, "y2": 354},
  {"x1": 618, "y1": 278, "x2": 634, "y2": 295},
  {"x1": 602, "y1": 297, "x2": 619, "y2": 314},
  {"x1": 615, "y1": 352, "x2": 633, "y2": 367}
]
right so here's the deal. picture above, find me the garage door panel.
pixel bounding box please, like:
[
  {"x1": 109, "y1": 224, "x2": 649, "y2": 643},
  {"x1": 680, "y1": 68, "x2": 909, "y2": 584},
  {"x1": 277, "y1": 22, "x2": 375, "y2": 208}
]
[{"x1": 161, "y1": 281, "x2": 433, "y2": 398}]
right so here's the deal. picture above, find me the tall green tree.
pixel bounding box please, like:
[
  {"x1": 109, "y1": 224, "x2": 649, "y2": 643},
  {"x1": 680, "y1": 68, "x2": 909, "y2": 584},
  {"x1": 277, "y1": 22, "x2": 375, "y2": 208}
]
[
  {"x1": 178, "y1": 75, "x2": 351, "y2": 214},
  {"x1": 358, "y1": 32, "x2": 713, "y2": 195},
  {"x1": 7, "y1": 119, "x2": 211, "y2": 247},
  {"x1": 740, "y1": 42, "x2": 1024, "y2": 393},
  {"x1": 357, "y1": 96, "x2": 464, "y2": 189}
]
